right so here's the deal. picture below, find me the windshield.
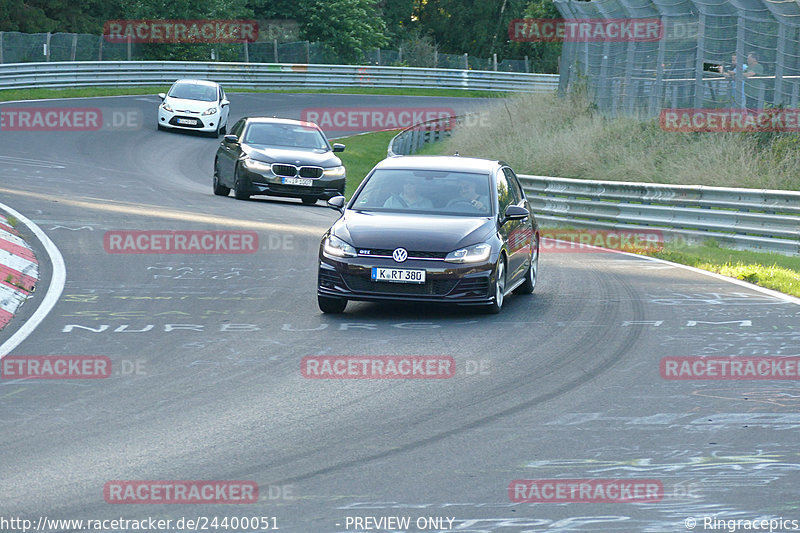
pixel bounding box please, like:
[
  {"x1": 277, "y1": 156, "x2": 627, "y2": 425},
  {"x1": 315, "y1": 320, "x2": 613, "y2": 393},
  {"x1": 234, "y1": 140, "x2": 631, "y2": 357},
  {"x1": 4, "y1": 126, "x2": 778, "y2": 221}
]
[
  {"x1": 168, "y1": 82, "x2": 218, "y2": 102},
  {"x1": 243, "y1": 123, "x2": 330, "y2": 150},
  {"x1": 351, "y1": 169, "x2": 493, "y2": 216}
]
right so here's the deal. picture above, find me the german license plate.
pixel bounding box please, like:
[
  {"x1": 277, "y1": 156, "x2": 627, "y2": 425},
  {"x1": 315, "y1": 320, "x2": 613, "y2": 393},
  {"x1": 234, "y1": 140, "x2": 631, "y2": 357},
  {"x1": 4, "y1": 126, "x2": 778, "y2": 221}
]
[
  {"x1": 177, "y1": 118, "x2": 197, "y2": 125},
  {"x1": 371, "y1": 267, "x2": 425, "y2": 284},
  {"x1": 283, "y1": 177, "x2": 313, "y2": 186}
]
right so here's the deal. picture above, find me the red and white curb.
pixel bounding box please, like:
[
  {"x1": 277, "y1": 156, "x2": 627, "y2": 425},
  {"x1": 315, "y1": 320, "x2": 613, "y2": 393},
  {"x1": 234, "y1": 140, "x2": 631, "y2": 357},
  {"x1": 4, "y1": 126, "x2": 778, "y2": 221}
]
[
  {"x1": 0, "y1": 203, "x2": 65, "y2": 357},
  {"x1": 0, "y1": 215, "x2": 39, "y2": 329}
]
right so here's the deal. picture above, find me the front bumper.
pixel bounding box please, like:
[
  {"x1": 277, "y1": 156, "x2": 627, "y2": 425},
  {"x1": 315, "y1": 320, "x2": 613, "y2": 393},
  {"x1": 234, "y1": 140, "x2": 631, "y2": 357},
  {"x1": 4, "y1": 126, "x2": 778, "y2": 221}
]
[
  {"x1": 158, "y1": 108, "x2": 219, "y2": 132},
  {"x1": 239, "y1": 167, "x2": 345, "y2": 200},
  {"x1": 317, "y1": 255, "x2": 497, "y2": 306}
]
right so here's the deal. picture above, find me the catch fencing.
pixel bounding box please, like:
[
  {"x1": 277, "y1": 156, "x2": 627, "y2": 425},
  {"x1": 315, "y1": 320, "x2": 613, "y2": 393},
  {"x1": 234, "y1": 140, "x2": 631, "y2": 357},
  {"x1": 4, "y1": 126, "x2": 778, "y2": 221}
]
[{"x1": 554, "y1": 0, "x2": 800, "y2": 117}]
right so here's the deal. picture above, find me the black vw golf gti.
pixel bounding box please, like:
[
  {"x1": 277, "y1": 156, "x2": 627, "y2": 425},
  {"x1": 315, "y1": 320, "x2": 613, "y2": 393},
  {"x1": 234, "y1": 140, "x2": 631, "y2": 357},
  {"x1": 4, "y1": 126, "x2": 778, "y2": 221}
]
[
  {"x1": 213, "y1": 117, "x2": 346, "y2": 205},
  {"x1": 317, "y1": 156, "x2": 539, "y2": 314}
]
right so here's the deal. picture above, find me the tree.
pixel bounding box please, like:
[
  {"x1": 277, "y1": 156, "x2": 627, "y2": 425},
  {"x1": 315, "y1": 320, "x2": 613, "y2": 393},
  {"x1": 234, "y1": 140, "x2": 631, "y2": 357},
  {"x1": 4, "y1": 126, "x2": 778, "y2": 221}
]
[{"x1": 300, "y1": 0, "x2": 388, "y2": 63}]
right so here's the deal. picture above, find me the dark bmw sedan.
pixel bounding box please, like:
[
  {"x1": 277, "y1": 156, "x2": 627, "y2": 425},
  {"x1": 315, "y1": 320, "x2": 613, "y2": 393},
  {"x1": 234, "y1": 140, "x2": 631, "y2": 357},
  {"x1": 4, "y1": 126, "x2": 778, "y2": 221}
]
[
  {"x1": 317, "y1": 155, "x2": 539, "y2": 314},
  {"x1": 213, "y1": 117, "x2": 346, "y2": 204}
]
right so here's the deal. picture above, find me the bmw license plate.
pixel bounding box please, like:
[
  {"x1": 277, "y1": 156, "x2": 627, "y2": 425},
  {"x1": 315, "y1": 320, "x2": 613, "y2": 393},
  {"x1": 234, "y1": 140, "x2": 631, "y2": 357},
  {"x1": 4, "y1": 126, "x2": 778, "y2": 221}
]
[
  {"x1": 283, "y1": 177, "x2": 313, "y2": 186},
  {"x1": 371, "y1": 267, "x2": 425, "y2": 284},
  {"x1": 177, "y1": 118, "x2": 197, "y2": 125}
]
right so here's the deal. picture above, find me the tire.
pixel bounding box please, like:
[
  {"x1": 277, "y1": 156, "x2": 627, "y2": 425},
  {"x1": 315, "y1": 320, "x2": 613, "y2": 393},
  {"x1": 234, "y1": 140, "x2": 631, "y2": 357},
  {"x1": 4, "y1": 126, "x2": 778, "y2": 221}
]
[
  {"x1": 485, "y1": 257, "x2": 506, "y2": 314},
  {"x1": 233, "y1": 168, "x2": 250, "y2": 200},
  {"x1": 301, "y1": 197, "x2": 318, "y2": 205},
  {"x1": 213, "y1": 162, "x2": 230, "y2": 196},
  {"x1": 514, "y1": 235, "x2": 539, "y2": 295},
  {"x1": 219, "y1": 123, "x2": 227, "y2": 136},
  {"x1": 318, "y1": 294, "x2": 347, "y2": 313}
]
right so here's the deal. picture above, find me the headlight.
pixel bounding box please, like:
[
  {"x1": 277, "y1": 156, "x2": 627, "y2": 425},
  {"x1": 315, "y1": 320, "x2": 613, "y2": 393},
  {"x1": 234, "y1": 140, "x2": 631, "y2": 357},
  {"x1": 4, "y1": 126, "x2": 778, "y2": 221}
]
[
  {"x1": 242, "y1": 158, "x2": 272, "y2": 172},
  {"x1": 323, "y1": 165, "x2": 346, "y2": 178},
  {"x1": 445, "y1": 243, "x2": 491, "y2": 263},
  {"x1": 161, "y1": 102, "x2": 173, "y2": 112},
  {"x1": 323, "y1": 235, "x2": 357, "y2": 258},
  {"x1": 202, "y1": 107, "x2": 218, "y2": 116}
]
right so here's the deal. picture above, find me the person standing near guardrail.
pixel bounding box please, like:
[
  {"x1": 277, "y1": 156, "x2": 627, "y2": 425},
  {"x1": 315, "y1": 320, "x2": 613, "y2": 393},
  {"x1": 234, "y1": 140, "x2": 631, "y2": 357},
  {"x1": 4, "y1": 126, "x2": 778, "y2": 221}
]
[
  {"x1": 719, "y1": 53, "x2": 746, "y2": 108},
  {"x1": 743, "y1": 52, "x2": 764, "y2": 112}
]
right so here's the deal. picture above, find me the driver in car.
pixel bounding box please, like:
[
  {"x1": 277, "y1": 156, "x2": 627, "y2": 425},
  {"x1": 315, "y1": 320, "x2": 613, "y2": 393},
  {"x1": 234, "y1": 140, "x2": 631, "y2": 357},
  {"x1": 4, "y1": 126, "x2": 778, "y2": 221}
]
[
  {"x1": 448, "y1": 179, "x2": 489, "y2": 212},
  {"x1": 383, "y1": 179, "x2": 433, "y2": 209}
]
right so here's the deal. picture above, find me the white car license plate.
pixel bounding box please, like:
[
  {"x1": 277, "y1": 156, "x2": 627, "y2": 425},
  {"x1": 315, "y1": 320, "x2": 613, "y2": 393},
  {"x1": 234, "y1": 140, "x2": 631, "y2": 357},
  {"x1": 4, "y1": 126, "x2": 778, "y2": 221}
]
[
  {"x1": 283, "y1": 177, "x2": 313, "y2": 186},
  {"x1": 177, "y1": 118, "x2": 197, "y2": 125},
  {"x1": 371, "y1": 267, "x2": 425, "y2": 284}
]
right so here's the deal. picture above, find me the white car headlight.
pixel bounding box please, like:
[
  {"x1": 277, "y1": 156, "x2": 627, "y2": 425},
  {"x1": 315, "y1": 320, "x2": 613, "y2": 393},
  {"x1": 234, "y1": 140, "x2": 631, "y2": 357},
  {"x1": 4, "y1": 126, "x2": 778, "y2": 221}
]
[
  {"x1": 242, "y1": 158, "x2": 272, "y2": 172},
  {"x1": 161, "y1": 102, "x2": 173, "y2": 112},
  {"x1": 323, "y1": 235, "x2": 357, "y2": 258},
  {"x1": 445, "y1": 243, "x2": 491, "y2": 263},
  {"x1": 323, "y1": 165, "x2": 346, "y2": 178},
  {"x1": 202, "y1": 107, "x2": 219, "y2": 116}
]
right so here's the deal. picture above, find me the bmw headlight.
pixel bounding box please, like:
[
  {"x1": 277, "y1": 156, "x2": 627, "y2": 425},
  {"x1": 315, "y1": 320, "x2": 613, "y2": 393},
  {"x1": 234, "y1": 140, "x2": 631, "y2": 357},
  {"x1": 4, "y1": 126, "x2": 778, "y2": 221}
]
[
  {"x1": 323, "y1": 235, "x2": 357, "y2": 258},
  {"x1": 242, "y1": 158, "x2": 272, "y2": 172},
  {"x1": 323, "y1": 165, "x2": 346, "y2": 179},
  {"x1": 202, "y1": 107, "x2": 219, "y2": 116},
  {"x1": 445, "y1": 243, "x2": 491, "y2": 263},
  {"x1": 161, "y1": 102, "x2": 173, "y2": 112}
]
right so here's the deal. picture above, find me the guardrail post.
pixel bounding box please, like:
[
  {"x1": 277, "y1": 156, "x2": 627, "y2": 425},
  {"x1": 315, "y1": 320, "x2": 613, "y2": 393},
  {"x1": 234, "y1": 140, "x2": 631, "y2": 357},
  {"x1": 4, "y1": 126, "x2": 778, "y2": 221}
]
[
  {"x1": 463, "y1": 53, "x2": 468, "y2": 70},
  {"x1": 71, "y1": 33, "x2": 77, "y2": 61},
  {"x1": 98, "y1": 35, "x2": 103, "y2": 61},
  {"x1": 376, "y1": 47, "x2": 381, "y2": 65},
  {"x1": 398, "y1": 46, "x2": 403, "y2": 64},
  {"x1": 45, "y1": 32, "x2": 51, "y2": 61},
  {"x1": 306, "y1": 40, "x2": 310, "y2": 64},
  {"x1": 243, "y1": 40, "x2": 249, "y2": 63},
  {"x1": 126, "y1": 34, "x2": 131, "y2": 61},
  {"x1": 274, "y1": 39, "x2": 278, "y2": 62},
  {"x1": 524, "y1": 55, "x2": 529, "y2": 73},
  {"x1": 0, "y1": 32, "x2": 3, "y2": 64},
  {"x1": 433, "y1": 50, "x2": 438, "y2": 68},
  {"x1": 493, "y1": 53, "x2": 497, "y2": 71}
]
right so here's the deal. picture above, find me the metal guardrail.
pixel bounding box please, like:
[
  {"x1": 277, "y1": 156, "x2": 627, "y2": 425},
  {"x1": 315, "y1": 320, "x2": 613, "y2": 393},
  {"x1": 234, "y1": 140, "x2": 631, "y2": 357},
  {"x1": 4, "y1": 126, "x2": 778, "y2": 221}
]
[
  {"x1": 0, "y1": 61, "x2": 559, "y2": 93},
  {"x1": 387, "y1": 115, "x2": 800, "y2": 256},
  {"x1": 519, "y1": 175, "x2": 800, "y2": 256}
]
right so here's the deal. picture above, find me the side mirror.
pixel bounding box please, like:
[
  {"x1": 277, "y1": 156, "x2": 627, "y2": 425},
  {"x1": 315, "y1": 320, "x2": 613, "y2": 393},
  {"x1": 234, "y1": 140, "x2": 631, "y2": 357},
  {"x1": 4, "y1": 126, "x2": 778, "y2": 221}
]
[
  {"x1": 327, "y1": 195, "x2": 346, "y2": 212},
  {"x1": 220, "y1": 99, "x2": 230, "y2": 107},
  {"x1": 502, "y1": 205, "x2": 529, "y2": 224},
  {"x1": 223, "y1": 134, "x2": 239, "y2": 144},
  {"x1": 158, "y1": 93, "x2": 166, "y2": 100},
  {"x1": 332, "y1": 143, "x2": 345, "y2": 153}
]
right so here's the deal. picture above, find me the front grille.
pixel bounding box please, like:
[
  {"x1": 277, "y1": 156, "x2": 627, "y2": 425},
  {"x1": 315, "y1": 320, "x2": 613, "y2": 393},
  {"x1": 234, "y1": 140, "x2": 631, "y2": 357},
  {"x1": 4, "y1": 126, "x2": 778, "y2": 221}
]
[
  {"x1": 270, "y1": 184, "x2": 326, "y2": 195},
  {"x1": 271, "y1": 164, "x2": 297, "y2": 177},
  {"x1": 342, "y1": 274, "x2": 457, "y2": 296},
  {"x1": 299, "y1": 166, "x2": 323, "y2": 178},
  {"x1": 359, "y1": 249, "x2": 447, "y2": 260},
  {"x1": 270, "y1": 164, "x2": 324, "y2": 179}
]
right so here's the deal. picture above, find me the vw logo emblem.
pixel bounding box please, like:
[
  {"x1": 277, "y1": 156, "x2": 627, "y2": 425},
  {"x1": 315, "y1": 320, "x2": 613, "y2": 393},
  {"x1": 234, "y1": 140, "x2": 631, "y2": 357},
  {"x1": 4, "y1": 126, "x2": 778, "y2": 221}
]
[{"x1": 392, "y1": 248, "x2": 408, "y2": 263}]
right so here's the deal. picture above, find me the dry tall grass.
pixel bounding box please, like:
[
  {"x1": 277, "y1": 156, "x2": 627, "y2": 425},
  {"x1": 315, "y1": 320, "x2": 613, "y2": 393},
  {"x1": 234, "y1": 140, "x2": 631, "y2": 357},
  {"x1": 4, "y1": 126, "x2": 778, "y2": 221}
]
[{"x1": 441, "y1": 92, "x2": 800, "y2": 191}]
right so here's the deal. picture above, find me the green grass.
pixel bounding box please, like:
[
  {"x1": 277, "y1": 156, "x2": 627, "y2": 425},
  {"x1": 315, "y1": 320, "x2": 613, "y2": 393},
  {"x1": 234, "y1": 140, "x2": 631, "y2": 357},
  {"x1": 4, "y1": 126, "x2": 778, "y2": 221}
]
[
  {"x1": 5, "y1": 215, "x2": 18, "y2": 227},
  {"x1": 335, "y1": 130, "x2": 401, "y2": 197},
  {"x1": 0, "y1": 85, "x2": 503, "y2": 103},
  {"x1": 644, "y1": 240, "x2": 800, "y2": 297}
]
